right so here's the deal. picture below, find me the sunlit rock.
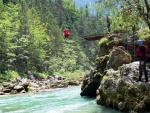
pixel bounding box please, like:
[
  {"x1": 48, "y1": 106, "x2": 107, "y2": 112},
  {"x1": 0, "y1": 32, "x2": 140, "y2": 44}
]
[
  {"x1": 13, "y1": 85, "x2": 24, "y2": 92},
  {"x1": 107, "y1": 46, "x2": 131, "y2": 70}
]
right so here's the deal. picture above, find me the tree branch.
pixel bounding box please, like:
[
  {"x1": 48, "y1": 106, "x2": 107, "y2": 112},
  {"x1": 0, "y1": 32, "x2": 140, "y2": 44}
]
[{"x1": 144, "y1": 0, "x2": 149, "y2": 12}]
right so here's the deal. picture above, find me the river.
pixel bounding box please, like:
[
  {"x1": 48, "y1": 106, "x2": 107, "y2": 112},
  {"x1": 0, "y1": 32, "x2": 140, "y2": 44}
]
[{"x1": 0, "y1": 86, "x2": 121, "y2": 113}]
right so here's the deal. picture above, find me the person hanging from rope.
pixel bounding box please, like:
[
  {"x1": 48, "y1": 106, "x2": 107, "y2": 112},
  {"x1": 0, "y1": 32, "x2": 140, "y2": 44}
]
[
  {"x1": 136, "y1": 39, "x2": 149, "y2": 83},
  {"x1": 127, "y1": 8, "x2": 132, "y2": 13},
  {"x1": 63, "y1": 26, "x2": 70, "y2": 38}
]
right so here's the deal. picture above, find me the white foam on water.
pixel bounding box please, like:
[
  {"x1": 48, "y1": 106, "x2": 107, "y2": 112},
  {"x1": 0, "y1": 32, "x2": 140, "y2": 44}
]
[
  {"x1": 46, "y1": 102, "x2": 88, "y2": 113},
  {"x1": 0, "y1": 100, "x2": 3, "y2": 104}
]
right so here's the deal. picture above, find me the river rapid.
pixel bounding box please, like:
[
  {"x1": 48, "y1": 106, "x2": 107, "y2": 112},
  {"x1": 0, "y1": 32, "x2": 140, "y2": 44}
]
[{"x1": 0, "y1": 86, "x2": 121, "y2": 113}]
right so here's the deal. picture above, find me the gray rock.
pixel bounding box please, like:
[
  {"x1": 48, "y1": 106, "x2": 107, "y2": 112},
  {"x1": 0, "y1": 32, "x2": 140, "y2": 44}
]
[
  {"x1": 55, "y1": 75, "x2": 63, "y2": 80},
  {"x1": 96, "y1": 62, "x2": 150, "y2": 112},
  {"x1": 27, "y1": 74, "x2": 35, "y2": 81},
  {"x1": 13, "y1": 85, "x2": 24, "y2": 92},
  {"x1": 0, "y1": 86, "x2": 3, "y2": 92},
  {"x1": 2, "y1": 88, "x2": 11, "y2": 93},
  {"x1": 0, "y1": 92, "x2": 5, "y2": 95},
  {"x1": 21, "y1": 90, "x2": 26, "y2": 93},
  {"x1": 11, "y1": 90, "x2": 18, "y2": 94},
  {"x1": 107, "y1": 46, "x2": 131, "y2": 70}
]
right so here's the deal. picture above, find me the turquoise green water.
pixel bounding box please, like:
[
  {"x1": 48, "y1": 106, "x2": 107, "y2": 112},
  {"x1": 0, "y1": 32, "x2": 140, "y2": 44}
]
[{"x1": 0, "y1": 86, "x2": 121, "y2": 113}]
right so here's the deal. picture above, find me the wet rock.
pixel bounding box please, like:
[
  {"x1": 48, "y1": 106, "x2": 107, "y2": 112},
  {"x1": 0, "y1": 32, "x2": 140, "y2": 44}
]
[
  {"x1": 57, "y1": 84, "x2": 67, "y2": 88},
  {"x1": 2, "y1": 88, "x2": 12, "y2": 93},
  {"x1": 11, "y1": 90, "x2": 18, "y2": 94},
  {"x1": 0, "y1": 86, "x2": 3, "y2": 92},
  {"x1": 68, "y1": 80, "x2": 80, "y2": 86},
  {"x1": 0, "y1": 92, "x2": 5, "y2": 95},
  {"x1": 28, "y1": 86, "x2": 39, "y2": 92},
  {"x1": 80, "y1": 72, "x2": 102, "y2": 96},
  {"x1": 21, "y1": 90, "x2": 26, "y2": 93},
  {"x1": 81, "y1": 46, "x2": 131, "y2": 97},
  {"x1": 13, "y1": 85, "x2": 24, "y2": 92},
  {"x1": 80, "y1": 55, "x2": 109, "y2": 97}
]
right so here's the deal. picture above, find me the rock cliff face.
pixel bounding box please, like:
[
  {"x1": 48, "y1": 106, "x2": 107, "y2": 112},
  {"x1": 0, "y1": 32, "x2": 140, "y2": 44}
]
[
  {"x1": 80, "y1": 55, "x2": 109, "y2": 96},
  {"x1": 96, "y1": 62, "x2": 150, "y2": 112},
  {"x1": 81, "y1": 46, "x2": 150, "y2": 112},
  {"x1": 107, "y1": 46, "x2": 131, "y2": 70},
  {"x1": 80, "y1": 46, "x2": 131, "y2": 96}
]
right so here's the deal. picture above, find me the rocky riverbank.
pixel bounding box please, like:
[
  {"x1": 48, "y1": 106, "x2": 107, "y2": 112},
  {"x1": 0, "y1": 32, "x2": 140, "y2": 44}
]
[{"x1": 0, "y1": 73, "x2": 82, "y2": 95}]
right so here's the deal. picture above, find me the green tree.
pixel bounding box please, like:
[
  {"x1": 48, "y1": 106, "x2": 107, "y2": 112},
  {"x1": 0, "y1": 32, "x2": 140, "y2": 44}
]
[
  {"x1": 96, "y1": 0, "x2": 150, "y2": 30},
  {"x1": 0, "y1": 3, "x2": 20, "y2": 72}
]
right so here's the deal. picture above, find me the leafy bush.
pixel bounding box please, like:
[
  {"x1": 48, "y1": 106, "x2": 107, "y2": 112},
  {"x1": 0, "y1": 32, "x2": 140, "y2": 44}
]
[
  {"x1": 0, "y1": 70, "x2": 19, "y2": 80},
  {"x1": 102, "y1": 75, "x2": 108, "y2": 81},
  {"x1": 54, "y1": 69, "x2": 89, "y2": 80},
  {"x1": 137, "y1": 27, "x2": 150, "y2": 40},
  {"x1": 35, "y1": 72, "x2": 48, "y2": 79}
]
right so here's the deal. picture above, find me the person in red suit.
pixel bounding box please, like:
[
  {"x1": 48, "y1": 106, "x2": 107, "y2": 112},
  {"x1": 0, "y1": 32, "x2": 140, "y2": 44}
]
[
  {"x1": 63, "y1": 27, "x2": 70, "y2": 38},
  {"x1": 136, "y1": 39, "x2": 149, "y2": 83}
]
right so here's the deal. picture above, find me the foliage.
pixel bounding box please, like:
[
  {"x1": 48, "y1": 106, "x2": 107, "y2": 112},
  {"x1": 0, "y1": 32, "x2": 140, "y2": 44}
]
[
  {"x1": 102, "y1": 75, "x2": 108, "y2": 81},
  {"x1": 98, "y1": 37, "x2": 108, "y2": 46},
  {"x1": 95, "y1": 0, "x2": 150, "y2": 32},
  {"x1": 0, "y1": 0, "x2": 99, "y2": 79},
  {"x1": 0, "y1": 70, "x2": 19, "y2": 80},
  {"x1": 137, "y1": 27, "x2": 150, "y2": 40},
  {"x1": 34, "y1": 72, "x2": 48, "y2": 79},
  {"x1": 54, "y1": 69, "x2": 89, "y2": 80},
  {"x1": 1, "y1": 0, "x2": 149, "y2": 80}
]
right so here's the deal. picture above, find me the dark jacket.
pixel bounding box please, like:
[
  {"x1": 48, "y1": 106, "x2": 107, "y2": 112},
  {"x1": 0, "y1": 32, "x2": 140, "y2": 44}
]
[{"x1": 137, "y1": 45, "x2": 148, "y2": 62}]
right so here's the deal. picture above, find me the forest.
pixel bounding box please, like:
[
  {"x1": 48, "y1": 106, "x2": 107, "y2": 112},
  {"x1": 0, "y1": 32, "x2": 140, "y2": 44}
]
[{"x1": 0, "y1": 0, "x2": 150, "y2": 79}]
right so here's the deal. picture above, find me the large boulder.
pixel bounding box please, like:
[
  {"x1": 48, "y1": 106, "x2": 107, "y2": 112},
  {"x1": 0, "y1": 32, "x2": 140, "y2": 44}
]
[
  {"x1": 80, "y1": 47, "x2": 131, "y2": 97},
  {"x1": 107, "y1": 46, "x2": 131, "y2": 70},
  {"x1": 2, "y1": 88, "x2": 12, "y2": 93},
  {"x1": 2, "y1": 82, "x2": 15, "y2": 93},
  {"x1": 80, "y1": 69, "x2": 103, "y2": 96},
  {"x1": 94, "y1": 55, "x2": 109, "y2": 73},
  {"x1": 96, "y1": 62, "x2": 150, "y2": 112},
  {"x1": 13, "y1": 85, "x2": 24, "y2": 92}
]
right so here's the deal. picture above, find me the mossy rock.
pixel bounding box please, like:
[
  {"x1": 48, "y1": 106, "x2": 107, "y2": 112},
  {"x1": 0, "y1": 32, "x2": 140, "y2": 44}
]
[
  {"x1": 102, "y1": 75, "x2": 108, "y2": 81},
  {"x1": 11, "y1": 90, "x2": 18, "y2": 94},
  {"x1": 94, "y1": 73, "x2": 103, "y2": 79},
  {"x1": 68, "y1": 80, "x2": 80, "y2": 85},
  {"x1": 117, "y1": 93, "x2": 125, "y2": 101},
  {"x1": 94, "y1": 55, "x2": 109, "y2": 73}
]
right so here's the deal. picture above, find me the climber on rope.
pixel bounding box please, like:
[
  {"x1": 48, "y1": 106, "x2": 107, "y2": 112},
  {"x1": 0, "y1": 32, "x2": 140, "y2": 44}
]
[
  {"x1": 63, "y1": 26, "x2": 70, "y2": 38},
  {"x1": 127, "y1": 8, "x2": 132, "y2": 14}
]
